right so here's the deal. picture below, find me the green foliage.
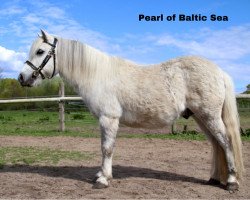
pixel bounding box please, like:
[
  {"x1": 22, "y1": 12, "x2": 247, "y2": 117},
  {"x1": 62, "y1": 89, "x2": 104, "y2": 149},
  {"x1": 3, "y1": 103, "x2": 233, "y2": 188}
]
[
  {"x1": 0, "y1": 78, "x2": 25, "y2": 98},
  {"x1": 237, "y1": 98, "x2": 250, "y2": 113},
  {"x1": 0, "y1": 77, "x2": 77, "y2": 110},
  {"x1": 0, "y1": 67, "x2": 3, "y2": 80},
  {"x1": 246, "y1": 129, "x2": 250, "y2": 137},
  {"x1": 241, "y1": 128, "x2": 250, "y2": 137},
  {"x1": 243, "y1": 84, "x2": 250, "y2": 94},
  {"x1": 2, "y1": 77, "x2": 77, "y2": 98},
  {"x1": 235, "y1": 83, "x2": 250, "y2": 112}
]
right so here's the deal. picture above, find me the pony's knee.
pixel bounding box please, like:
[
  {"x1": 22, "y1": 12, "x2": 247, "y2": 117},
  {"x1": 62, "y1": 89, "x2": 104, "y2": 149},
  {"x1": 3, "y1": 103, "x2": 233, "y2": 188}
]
[
  {"x1": 99, "y1": 115, "x2": 119, "y2": 132},
  {"x1": 102, "y1": 143, "x2": 114, "y2": 157}
]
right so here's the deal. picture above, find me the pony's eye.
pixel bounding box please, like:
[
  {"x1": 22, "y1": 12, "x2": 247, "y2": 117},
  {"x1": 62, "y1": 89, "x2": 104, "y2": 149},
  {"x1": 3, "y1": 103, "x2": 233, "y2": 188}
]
[{"x1": 36, "y1": 49, "x2": 44, "y2": 55}]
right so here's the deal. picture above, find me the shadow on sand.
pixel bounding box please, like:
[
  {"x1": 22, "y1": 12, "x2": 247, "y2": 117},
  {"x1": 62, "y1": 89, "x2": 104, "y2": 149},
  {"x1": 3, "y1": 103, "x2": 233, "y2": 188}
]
[{"x1": 0, "y1": 164, "x2": 212, "y2": 187}]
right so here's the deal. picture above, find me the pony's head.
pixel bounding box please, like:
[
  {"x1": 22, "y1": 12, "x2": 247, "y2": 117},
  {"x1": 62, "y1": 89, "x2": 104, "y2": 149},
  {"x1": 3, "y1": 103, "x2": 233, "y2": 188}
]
[{"x1": 18, "y1": 30, "x2": 58, "y2": 87}]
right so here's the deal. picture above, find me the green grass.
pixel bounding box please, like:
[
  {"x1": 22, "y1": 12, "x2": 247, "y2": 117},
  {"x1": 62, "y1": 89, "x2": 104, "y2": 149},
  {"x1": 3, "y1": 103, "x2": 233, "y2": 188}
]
[
  {"x1": 120, "y1": 131, "x2": 206, "y2": 141},
  {"x1": 0, "y1": 110, "x2": 249, "y2": 141},
  {"x1": 0, "y1": 146, "x2": 94, "y2": 168},
  {"x1": 0, "y1": 110, "x2": 98, "y2": 137}
]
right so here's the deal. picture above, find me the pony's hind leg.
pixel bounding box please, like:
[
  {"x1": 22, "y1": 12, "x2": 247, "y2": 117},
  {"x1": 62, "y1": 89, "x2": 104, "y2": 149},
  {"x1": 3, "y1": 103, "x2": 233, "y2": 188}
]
[
  {"x1": 198, "y1": 115, "x2": 239, "y2": 191},
  {"x1": 93, "y1": 115, "x2": 119, "y2": 189},
  {"x1": 192, "y1": 115, "x2": 221, "y2": 185}
]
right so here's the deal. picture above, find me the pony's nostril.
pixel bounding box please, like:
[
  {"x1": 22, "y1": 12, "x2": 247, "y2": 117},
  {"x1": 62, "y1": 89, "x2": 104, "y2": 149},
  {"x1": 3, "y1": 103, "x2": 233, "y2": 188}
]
[{"x1": 18, "y1": 73, "x2": 24, "y2": 83}]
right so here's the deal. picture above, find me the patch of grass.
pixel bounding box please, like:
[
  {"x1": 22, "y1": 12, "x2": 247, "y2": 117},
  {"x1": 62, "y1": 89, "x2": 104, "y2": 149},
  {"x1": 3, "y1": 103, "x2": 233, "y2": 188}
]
[
  {"x1": 0, "y1": 110, "x2": 98, "y2": 137},
  {"x1": 0, "y1": 129, "x2": 99, "y2": 138},
  {"x1": 68, "y1": 112, "x2": 97, "y2": 124},
  {"x1": 0, "y1": 110, "x2": 249, "y2": 141},
  {"x1": 119, "y1": 130, "x2": 250, "y2": 141},
  {"x1": 119, "y1": 132, "x2": 206, "y2": 141},
  {"x1": 72, "y1": 113, "x2": 85, "y2": 120},
  {"x1": 37, "y1": 116, "x2": 50, "y2": 123},
  {"x1": 0, "y1": 147, "x2": 94, "y2": 167},
  {"x1": 0, "y1": 115, "x2": 14, "y2": 121}
]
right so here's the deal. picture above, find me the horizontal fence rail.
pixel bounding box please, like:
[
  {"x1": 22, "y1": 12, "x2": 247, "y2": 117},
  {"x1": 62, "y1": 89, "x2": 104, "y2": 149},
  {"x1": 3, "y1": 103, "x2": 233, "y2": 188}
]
[
  {"x1": 237, "y1": 94, "x2": 250, "y2": 98},
  {"x1": 0, "y1": 96, "x2": 82, "y2": 103},
  {"x1": 0, "y1": 94, "x2": 249, "y2": 104}
]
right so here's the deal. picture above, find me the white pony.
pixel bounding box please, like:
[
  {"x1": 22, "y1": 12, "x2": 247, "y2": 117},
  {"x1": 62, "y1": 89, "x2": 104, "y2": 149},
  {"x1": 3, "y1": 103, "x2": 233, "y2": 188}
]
[{"x1": 19, "y1": 30, "x2": 244, "y2": 191}]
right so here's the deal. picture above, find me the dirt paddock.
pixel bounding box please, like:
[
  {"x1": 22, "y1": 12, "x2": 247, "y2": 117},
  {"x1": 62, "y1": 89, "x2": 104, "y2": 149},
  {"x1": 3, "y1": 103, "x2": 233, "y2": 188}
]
[{"x1": 0, "y1": 136, "x2": 249, "y2": 199}]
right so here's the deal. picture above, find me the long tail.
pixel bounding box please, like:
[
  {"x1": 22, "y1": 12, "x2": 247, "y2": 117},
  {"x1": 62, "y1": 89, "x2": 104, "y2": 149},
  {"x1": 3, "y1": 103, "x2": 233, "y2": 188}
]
[{"x1": 221, "y1": 72, "x2": 244, "y2": 182}]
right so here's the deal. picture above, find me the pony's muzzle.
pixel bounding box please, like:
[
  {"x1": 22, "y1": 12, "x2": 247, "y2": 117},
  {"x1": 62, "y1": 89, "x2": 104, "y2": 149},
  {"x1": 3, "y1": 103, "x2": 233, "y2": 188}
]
[
  {"x1": 18, "y1": 73, "x2": 25, "y2": 85},
  {"x1": 18, "y1": 73, "x2": 32, "y2": 87}
]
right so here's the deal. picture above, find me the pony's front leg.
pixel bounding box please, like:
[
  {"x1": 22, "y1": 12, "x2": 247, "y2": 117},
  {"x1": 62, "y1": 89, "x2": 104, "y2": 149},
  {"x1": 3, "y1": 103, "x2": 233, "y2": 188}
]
[{"x1": 93, "y1": 115, "x2": 119, "y2": 189}]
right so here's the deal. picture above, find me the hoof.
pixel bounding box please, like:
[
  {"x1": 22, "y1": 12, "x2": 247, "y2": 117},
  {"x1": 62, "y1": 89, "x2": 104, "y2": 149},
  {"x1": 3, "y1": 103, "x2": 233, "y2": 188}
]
[
  {"x1": 93, "y1": 182, "x2": 109, "y2": 189},
  {"x1": 92, "y1": 176, "x2": 109, "y2": 189},
  {"x1": 207, "y1": 178, "x2": 221, "y2": 185},
  {"x1": 226, "y1": 182, "x2": 239, "y2": 192},
  {"x1": 92, "y1": 176, "x2": 98, "y2": 183}
]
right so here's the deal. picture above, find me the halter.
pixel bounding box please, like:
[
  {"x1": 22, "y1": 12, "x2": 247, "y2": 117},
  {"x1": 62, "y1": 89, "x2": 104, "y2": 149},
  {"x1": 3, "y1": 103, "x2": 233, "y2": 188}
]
[{"x1": 25, "y1": 38, "x2": 58, "y2": 79}]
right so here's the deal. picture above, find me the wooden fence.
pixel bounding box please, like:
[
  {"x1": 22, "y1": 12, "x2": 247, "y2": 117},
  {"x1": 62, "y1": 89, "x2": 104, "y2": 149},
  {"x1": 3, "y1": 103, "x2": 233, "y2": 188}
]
[{"x1": 0, "y1": 83, "x2": 249, "y2": 132}]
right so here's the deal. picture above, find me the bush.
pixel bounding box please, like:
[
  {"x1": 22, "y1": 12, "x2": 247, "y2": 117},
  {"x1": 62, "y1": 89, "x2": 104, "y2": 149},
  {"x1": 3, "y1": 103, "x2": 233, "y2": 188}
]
[{"x1": 243, "y1": 129, "x2": 250, "y2": 137}]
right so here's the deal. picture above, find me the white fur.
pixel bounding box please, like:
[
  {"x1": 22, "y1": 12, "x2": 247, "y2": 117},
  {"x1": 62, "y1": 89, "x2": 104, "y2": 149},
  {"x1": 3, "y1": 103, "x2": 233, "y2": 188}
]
[{"x1": 19, "y1": 31, "x2": 244, "y2": 190}]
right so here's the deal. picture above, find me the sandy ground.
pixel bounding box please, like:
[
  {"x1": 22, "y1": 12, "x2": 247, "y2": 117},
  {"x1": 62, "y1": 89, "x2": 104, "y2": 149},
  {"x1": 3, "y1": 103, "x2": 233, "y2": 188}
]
[{"x1": 0, "y1": 136, "x2": 249, "y2": 199}]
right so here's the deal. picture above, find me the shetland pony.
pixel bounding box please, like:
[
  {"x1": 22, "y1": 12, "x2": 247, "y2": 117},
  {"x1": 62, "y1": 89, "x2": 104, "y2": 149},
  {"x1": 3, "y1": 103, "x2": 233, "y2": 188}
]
[{"x1": 19, "y1": 30, "x2": 244, "y2": 191}]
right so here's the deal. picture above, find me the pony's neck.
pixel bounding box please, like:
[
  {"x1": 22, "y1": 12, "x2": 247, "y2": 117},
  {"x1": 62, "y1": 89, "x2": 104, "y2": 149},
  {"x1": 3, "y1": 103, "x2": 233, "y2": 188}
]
[{"x1": 56, "y1": 37, "x2": 116, "y2": 89}]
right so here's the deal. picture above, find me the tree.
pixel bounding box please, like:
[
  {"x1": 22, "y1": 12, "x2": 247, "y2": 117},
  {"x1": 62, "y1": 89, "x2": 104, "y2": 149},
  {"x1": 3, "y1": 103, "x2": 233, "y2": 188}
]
[
  {"x1": 0, "y1": 67, "x2": 3, "y2": 80},
  {"x1": 243, "y1": 84, "x2": 250, "y2": 94},
  {"x1": 0, "y1": 77, "x2": 77, "y2": 110},
  {"x1": 0, "y1": 78, "x2": 25, "y2": 98}
]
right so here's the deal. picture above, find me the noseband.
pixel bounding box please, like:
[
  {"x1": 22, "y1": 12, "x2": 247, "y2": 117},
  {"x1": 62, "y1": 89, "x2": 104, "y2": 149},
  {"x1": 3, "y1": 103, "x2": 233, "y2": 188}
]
[{"x1": 25, "y1": 38, "x2": 58, "y2": 79}]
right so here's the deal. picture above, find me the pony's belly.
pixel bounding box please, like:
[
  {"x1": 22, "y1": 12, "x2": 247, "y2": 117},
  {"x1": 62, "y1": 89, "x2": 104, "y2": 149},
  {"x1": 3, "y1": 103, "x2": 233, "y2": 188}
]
[
  {"x1": 120, "y1": 110, "x2": 174, "y2": 129},
  {"x1": 120, "y1": 121, "x2": 167, "y2": 129}
]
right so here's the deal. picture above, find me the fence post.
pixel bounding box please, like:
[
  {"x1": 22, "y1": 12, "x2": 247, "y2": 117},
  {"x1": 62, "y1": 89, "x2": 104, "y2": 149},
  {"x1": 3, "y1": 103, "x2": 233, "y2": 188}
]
[
  {"x1": 183, "y1": 124, "x2": 187, "y2": 133},
  {"x1": 59, "y1": 81, "x2": 65, "y2": 132},
  {"x1": 171, "y1": 122, "x2": 176, "y2": 134}
]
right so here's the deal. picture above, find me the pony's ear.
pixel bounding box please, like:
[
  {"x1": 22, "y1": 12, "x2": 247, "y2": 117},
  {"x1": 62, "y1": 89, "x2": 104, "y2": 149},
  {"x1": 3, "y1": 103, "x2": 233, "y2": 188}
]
[{"x1": 40, "y1": 29, "x2": 49, "y2": 43}]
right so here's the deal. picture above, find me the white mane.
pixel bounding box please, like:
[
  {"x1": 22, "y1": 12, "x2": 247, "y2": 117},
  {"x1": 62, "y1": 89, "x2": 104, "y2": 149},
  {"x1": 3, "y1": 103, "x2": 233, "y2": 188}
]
[{"x1": 56, "y1": 38, "x2": 138, "y2": 88}]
